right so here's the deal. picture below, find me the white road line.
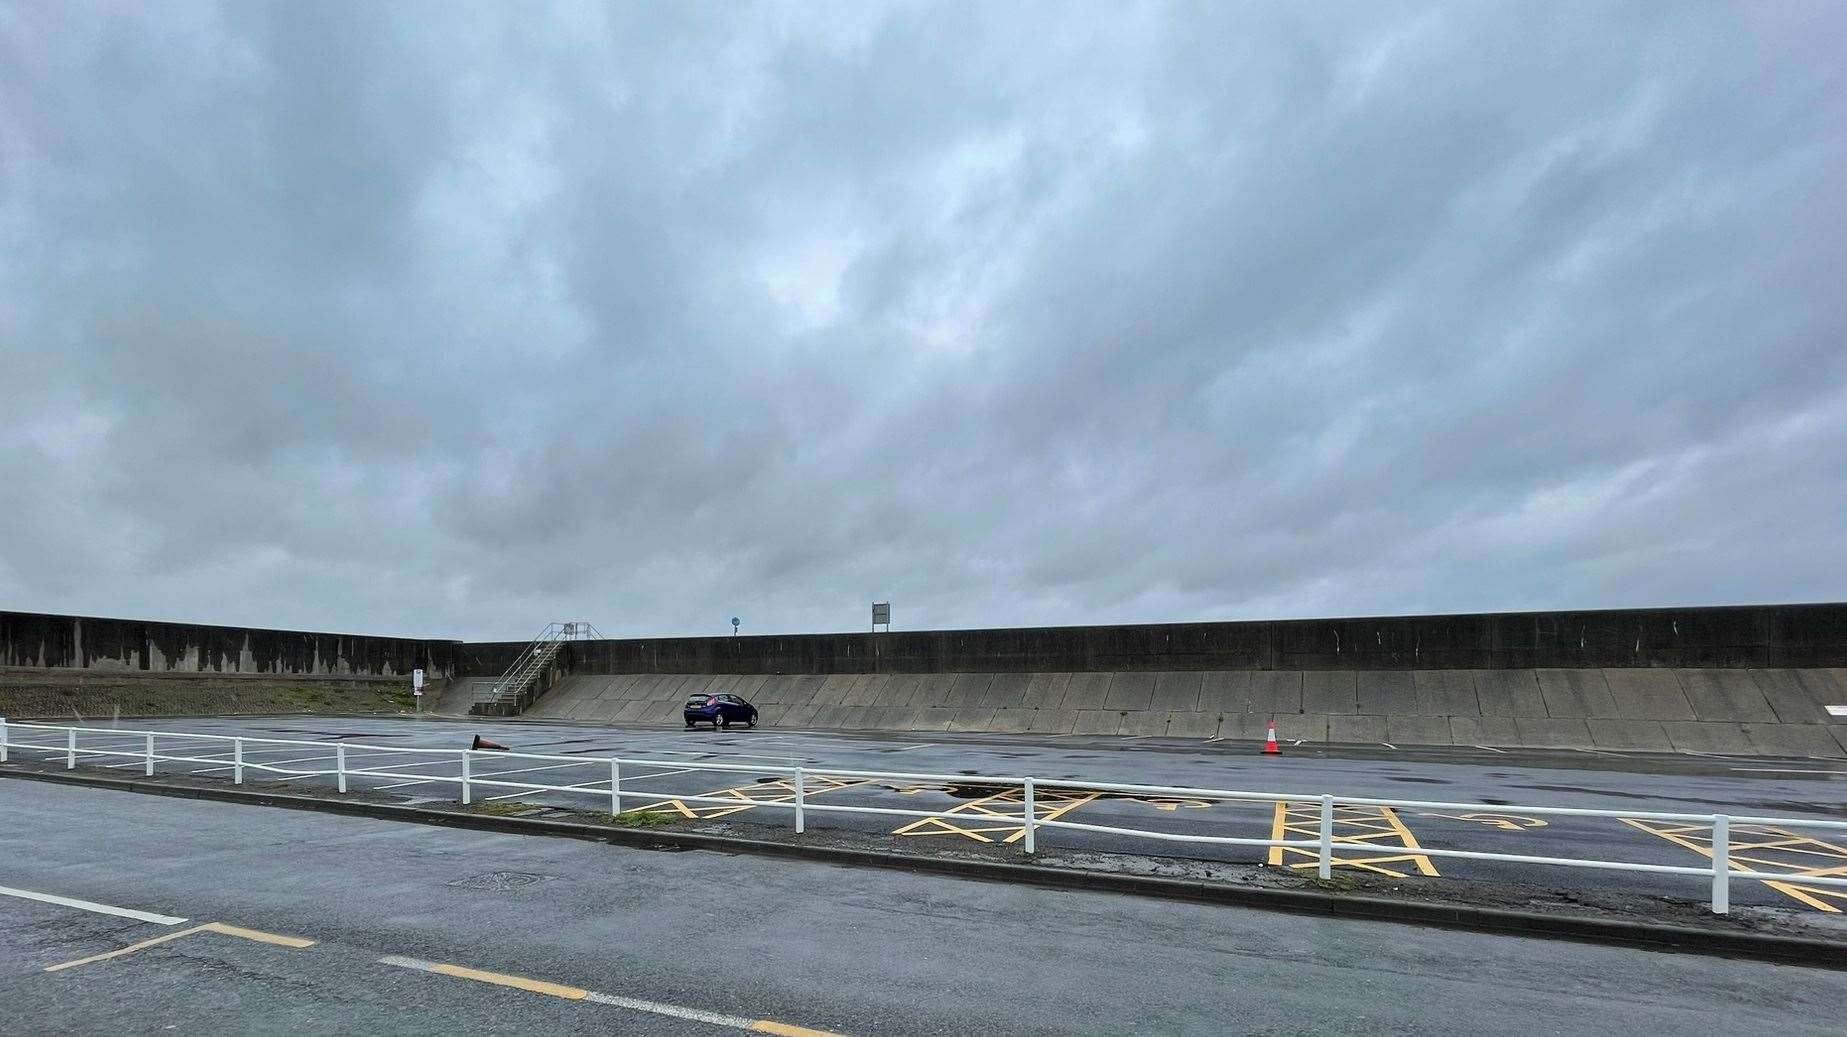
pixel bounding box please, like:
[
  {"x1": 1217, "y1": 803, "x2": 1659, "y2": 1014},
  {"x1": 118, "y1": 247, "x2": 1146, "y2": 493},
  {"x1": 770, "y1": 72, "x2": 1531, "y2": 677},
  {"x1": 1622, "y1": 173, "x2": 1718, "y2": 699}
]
[
  {"x1": 585, "y1": 990, "x2": 758, "y2": 1030},
  {"x1": 1730, "y1": 766, "x2": 1844, "y2": 774},
  {"x1": 1472, "y1": 744, "x2": 1508, "y2": 754},
  {"x1": 1379, "y1": 742, "x2": 1398, "y2": 750},
  {"x1": 377, "y1": 955, "x2": 773, "y2": 1032},
  {"x1": 0, "y1": 885, "x2": 186, "y2": 926}
]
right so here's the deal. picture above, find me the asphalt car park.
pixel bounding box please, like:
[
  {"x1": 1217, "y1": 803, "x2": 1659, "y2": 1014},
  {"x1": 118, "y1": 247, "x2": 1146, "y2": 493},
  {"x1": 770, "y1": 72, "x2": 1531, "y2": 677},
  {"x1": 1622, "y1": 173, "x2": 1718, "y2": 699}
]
[
  {"x1": 10, "y1": 779, "x2": 1845, "y2": 1037},
  {"x1": 5, "y1": 714, "x2": 1846, "y2": 915}
]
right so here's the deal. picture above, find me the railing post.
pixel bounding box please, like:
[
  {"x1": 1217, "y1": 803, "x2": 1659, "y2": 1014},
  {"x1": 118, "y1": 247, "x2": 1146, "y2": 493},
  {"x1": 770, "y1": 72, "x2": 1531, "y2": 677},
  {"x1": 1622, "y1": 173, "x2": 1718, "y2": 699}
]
[
  {"x1": 145, "y1": 732, "x2": 155, "y2": 776},
  {"x1": 1711, "y1": 814, "x2": 1730, "y2": 914},
  {"x1": 0, "y1": 717, "x2": 8, "y2": 763},
  {"x1": 794, "y1": 767, "x2": 805, "y2": 834},
  {"x1": 233, "y1": 738, "x2": 244, "y2": 784},
  {"x1": 1318, "y1": 795, "x2": 1335, "y2": 879},
  {"x1": 461, "y1": 749, "x2": 472, "y2": 805},
  {"x1": 67, "y1": 727, "x2": 77, "y2": 769},
  {"x1": 610, "y1": 759, "x2": 622, "y2": 815},
  {"x1": 336, "y1": 745, "x2": 348, "y2": 793},
  {"x1": 1023, "y1": 778, "x2": 1037, "y2": 854}
]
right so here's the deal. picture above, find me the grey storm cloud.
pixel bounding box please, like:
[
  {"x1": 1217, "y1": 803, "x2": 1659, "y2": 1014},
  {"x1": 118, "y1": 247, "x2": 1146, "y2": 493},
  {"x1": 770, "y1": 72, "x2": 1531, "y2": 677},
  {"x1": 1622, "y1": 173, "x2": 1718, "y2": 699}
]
[{"x1": 1, "y1": 2, "x2": 1843, "y2": 640}]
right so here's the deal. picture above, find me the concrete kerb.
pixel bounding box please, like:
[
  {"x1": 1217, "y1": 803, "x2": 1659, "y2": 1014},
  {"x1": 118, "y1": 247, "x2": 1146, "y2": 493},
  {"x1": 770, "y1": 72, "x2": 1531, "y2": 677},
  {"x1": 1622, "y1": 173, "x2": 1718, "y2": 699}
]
[{"x1": 3, "y1": 764, "x2": 1840, "y2": 972}]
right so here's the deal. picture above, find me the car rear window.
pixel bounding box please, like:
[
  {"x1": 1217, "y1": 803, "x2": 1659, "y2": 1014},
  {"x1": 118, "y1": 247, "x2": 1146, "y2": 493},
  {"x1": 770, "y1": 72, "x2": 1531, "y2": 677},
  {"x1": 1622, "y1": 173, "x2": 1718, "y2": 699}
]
[{"x1": 685, "y1": 695, "x2": 709, "y2": 707}]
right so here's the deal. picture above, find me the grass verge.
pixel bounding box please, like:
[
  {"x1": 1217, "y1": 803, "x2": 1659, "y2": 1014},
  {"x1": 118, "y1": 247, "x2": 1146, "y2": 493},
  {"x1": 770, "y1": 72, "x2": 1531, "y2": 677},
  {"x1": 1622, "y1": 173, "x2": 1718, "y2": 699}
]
[
  {"x1": 472, "y1": 800, "x2": 544, "y2": 817},
  {"x1": 585, "y1": 809, "x2": 682, "y2": 829}
]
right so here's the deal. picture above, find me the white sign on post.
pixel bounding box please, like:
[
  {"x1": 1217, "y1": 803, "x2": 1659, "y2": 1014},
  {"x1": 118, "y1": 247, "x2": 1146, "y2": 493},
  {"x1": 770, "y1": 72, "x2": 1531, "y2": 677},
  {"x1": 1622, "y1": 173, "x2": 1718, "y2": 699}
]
[{"x1": 412, "y1": 668, "x2": 425, "y2": 696}]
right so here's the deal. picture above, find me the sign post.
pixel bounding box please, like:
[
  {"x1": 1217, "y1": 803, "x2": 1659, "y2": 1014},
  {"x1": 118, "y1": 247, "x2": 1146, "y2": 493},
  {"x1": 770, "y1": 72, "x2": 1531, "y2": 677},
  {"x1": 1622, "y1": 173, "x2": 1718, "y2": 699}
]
[
  {"x1": 871, "y1": 602, "x2": 890, "y2": 632},
  {"x1": 412, "y1": 668, "x2": 425, "y2": 713},
  {"x1": 731, "y1": 617, "x2": 740, "y2": 636}
]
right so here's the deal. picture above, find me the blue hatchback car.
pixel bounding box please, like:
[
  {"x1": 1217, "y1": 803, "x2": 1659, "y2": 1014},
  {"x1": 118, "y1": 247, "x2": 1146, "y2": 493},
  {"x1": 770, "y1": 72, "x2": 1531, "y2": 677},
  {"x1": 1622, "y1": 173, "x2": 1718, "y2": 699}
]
[{"x1": 684, "y1": 692, "x2": 759, "y2": 729}]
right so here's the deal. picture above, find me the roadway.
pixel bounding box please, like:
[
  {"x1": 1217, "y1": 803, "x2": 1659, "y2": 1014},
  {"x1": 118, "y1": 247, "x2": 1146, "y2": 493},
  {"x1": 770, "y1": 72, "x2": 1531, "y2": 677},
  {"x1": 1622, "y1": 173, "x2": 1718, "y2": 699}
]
[
  {"x1": 3, "y1": 780, "x2": 1844, "y2": 1035},
  {"x1": 5, "y1": 714, "x2": 1847, "y2": 915}
]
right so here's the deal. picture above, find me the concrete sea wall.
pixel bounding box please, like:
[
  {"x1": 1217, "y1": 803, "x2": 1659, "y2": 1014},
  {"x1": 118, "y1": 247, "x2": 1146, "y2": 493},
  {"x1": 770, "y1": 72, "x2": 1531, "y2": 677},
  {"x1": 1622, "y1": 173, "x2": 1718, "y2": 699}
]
[
  {"x1": 522, "y1": 666, "x2": 1847, "y2": 757},
  {"x1": 483, "y1": 604, "x2": 1847, "y2": 756},
  {"x1": 462, "y1": 603, "x2": 1847, "y2": 677},
  {"x1": 0, "y1": 610, "x2": 455, "y2": 678}
]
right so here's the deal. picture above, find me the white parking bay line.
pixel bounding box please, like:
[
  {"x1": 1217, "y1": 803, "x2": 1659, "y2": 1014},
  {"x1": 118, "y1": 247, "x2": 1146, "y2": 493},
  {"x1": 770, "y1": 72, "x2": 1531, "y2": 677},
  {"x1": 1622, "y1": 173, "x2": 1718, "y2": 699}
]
[
  {"x1": 622, "y1": 767, "x2": 699, "y2": 782},
  {"x1": 376, "y1": 759, "x2": 593, "y2": 792},
  {"x1": 192, "y1": 752, "x2": 336, "y2": 776},
  {"x1": 484, "y1": 779, "x2": 609, "y2": 802},
  {"x1": 0, "y1": 885, "x2": 186, "y2": 926}
]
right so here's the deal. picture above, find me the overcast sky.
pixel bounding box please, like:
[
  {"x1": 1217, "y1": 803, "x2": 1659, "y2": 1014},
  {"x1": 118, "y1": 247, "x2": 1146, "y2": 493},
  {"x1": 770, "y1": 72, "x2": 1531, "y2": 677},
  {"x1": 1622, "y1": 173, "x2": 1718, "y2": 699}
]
[{"x1": 2, "y1": 3, "x2": 1844, "y2": 641}]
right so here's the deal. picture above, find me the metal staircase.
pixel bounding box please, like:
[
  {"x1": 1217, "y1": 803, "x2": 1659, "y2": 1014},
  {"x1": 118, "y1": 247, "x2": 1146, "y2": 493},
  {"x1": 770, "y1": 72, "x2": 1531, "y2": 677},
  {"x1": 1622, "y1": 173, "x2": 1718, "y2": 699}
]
[{"x1": 470, "y1": 621, "x2": 602, "y2": 716}]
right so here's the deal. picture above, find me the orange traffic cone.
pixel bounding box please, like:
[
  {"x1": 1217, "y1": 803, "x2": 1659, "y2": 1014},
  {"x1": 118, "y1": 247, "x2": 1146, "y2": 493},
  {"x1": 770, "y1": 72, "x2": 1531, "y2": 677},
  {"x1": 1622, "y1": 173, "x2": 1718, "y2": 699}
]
[
  {"x1": 471, "y1": 735, "x2": 511, "y2": 752},
  {"x1": 1262, "y1": 720, "x2": 1280, "y2": 755}
]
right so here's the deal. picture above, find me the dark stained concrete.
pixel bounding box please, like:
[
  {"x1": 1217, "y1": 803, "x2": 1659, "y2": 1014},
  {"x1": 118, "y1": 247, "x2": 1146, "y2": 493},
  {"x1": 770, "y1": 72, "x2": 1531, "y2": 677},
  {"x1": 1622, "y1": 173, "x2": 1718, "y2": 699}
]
[
  {"x1": 464, "y1": 602, "x2": 1847, "y2": 676},
  {"x1": 1, "y1": 610, "x2": 451, "y2": 678}
]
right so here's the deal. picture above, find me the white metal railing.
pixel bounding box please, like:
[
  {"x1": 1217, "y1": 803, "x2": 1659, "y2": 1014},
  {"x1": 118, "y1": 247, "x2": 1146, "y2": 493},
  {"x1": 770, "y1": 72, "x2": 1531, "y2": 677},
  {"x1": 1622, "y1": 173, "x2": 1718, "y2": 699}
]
[{"x1": 4, "y1": 717, "x2": 1845, "y2": 916}]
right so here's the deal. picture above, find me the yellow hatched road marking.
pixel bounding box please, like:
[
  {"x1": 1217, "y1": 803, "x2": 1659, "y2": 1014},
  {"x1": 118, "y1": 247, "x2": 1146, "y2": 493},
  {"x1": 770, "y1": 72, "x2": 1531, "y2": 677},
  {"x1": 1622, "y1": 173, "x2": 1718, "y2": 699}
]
[
  {"x1": 1619, "y1": 819, "x2": 1847, "y2": 913},
  {"x1": 1268, "y1": 802, "x2": 1439, "y2": 877},
  {"x1": 648, "y1": 775, "x2": 873, "y2": 820},
  {"x1": 45, "y1": 922, "x2": 315, "y2": 973},
  {"x1": 893, "y1": 786, "x2": 1102, "y2": 843}
]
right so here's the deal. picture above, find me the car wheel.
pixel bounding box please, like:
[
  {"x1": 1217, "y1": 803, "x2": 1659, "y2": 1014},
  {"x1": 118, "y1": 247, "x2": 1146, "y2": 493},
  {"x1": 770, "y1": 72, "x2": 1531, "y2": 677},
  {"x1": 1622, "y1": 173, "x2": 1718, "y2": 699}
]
[
  {"x1": 684, "y1": 722, "x2": 694, "y2": 729},
  {"x1": 717, "y1": 716, "x2": 728, "y2": 729},
  {"x1": 746, "y1": 716, "x2": 756, "y2": 728}
]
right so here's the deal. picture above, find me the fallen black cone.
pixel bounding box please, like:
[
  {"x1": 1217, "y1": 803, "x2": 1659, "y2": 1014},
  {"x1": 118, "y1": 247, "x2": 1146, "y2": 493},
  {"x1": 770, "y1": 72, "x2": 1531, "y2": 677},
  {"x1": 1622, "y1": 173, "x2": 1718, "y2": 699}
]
[{"x1": 471, "y1": 735, "x2": 511, "y2": 752}]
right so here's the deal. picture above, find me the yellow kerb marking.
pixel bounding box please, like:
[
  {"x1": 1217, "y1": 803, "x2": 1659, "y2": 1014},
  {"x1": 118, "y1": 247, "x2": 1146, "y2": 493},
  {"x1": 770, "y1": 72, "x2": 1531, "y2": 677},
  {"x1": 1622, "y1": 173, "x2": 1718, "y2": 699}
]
[
  {"x1": 752, "y1": 1020, "x2": 852, "y2": 1037},
  {"x1": 202, "y1": 922, "x2": 315, "y2": 948},
  {"x1": 45, "y1": 922, "x2": 316, "y2": 972},
  {"x1": 430, "y1": 962, "x2": 588, "y2": 1000}
]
